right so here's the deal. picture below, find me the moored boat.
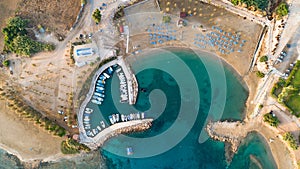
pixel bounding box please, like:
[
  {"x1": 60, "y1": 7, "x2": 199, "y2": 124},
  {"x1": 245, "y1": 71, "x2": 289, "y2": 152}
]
[
  {"x1": 100, "y1": 121, "x2": 106, "y2": 128},
  {"x1": 121, "y1": 114, "x2": 125, "y2": 122},
  {"x1": 109, "y1": 115, "x2": 114, "y2": 124},
  {"x1": 126, "y1": 147, "x2": 133, "y2": 155},
  {"x1": 116, "y1": 114, "x2": 120, "y2": 122},
  {"x1": 103, "y1": 72, "x2": 110, "y2": 78}
]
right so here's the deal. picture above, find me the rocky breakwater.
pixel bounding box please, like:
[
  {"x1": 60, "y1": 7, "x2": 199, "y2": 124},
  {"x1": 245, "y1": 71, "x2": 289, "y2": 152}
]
[
  {"x1": 206, "y1": 121, "x2": 250, "y2": 163},
  {"x1": 87, "y1": 119, "x2": 153, "y2": 150}
]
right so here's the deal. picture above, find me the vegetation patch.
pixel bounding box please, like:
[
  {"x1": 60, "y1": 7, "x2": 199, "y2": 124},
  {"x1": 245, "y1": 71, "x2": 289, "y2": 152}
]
[
  {"x1": 272, "y1": 61, "x2": 300, "y2": 116},
  {"x1": 263, "y1": 113, "x2": 280, "y2": 127},
  {"x1": 271, "y1": 78, "x2": 285, "y2": 97},
  {"x1": 283, "y1": 132, "x2": 298, "y2": 150},
  {"x1": 61, "y1": 138, "x2": 90, "y2": 154},
  {"x1": 162, "y1": 16, "x2": 171, "y2": 23},
  {"x1": 276, "y1": 2, "x2": 289, "y2": 18},
  {"x1": 2, "y1": 60, "x2": 10, "y2": 67},
  {"x1": 259, "y1": 55, "x2": 268, "y2": 62},
  {"x1": 256, "y1": 71, "x2": 265, "y2": 78},
  {"x1": 92, "y1": 9, "x2": 102, "y2": 24},
  {"x1": 231, "y1": 0, "x2": 269, "y2": 11},
  {"x1": 2, "y1": 17, "x2": 55, "y2": 57}
]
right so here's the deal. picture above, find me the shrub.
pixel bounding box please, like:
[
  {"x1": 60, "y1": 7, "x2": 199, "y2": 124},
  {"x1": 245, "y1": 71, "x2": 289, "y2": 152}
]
[
  {"x1": 283, "y1": 132, "x2": 298, "y2": 150},
  {"x1": 276, "y1": 2, "x2": 289, "y2": 17},
  {"x1": 2, "y1": 17, "x2": 54, "y2": 57},
  {"x1": 61, "y1": 138, "x2": 90, "y2": 154},
  {"x1": 2, "y1": 60, "x2": 10, "y2": 67},
  {"x1": 92, "y1": 9, "x2": 102, "y2": 24},
  {"x1": 259, "y1": 55, "x2": 268, "y2": 62},
  {"x1": 256, "y1": 71, "x2": 265, "y2": 78},
  {"x1": 263, "y1": 113, "x2": 280, "y2": 127},
  {"x1": 162, "y1": 16, "x2": 171, "y2": 23}
]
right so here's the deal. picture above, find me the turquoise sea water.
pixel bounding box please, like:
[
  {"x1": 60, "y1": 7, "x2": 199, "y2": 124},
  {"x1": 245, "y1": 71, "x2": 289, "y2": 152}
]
[{"x1": 0, "y1": 49, "x2": 277, "y2": 169}]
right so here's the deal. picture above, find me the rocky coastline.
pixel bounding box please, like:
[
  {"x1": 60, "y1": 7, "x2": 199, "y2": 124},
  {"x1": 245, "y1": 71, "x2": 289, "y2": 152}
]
[{"x1": 206, "y1": 121, "x2": 249, "y2": 163}]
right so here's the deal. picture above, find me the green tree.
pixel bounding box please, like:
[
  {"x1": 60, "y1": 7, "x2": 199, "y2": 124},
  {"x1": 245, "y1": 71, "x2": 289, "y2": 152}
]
[
  {"x1": 43, "y1": 43, "x2": 55, "y2": 51},
  {"x1": 263, "y1": 113, "x2": 280, "y2": 127},
  {"x1": 283, "y1": 132, "x2": 298, "y2": 150},
  {"x1": 2, "y1": 17, "x2": 28, "y2": 51},
  {"x1": 2, "y1": 17, "x2": 54, "y2": 57},
  {"x1": 12, "y1": 35, "x2": 43, "y2": 57},
  {"x1": 92, "y1": 9, "x2": 102, "y2": 24},
  {"x1": 256, "y1": 71, "x2": 265, "y2": 78},
  {"x1": 231, "y1": 0, "x2": 241, "y2": 5},
  {"x1": 276, "y1": 2, "x2": 289, "y2": 17},
  {"x1": 259, "y1": 55, "x2": 268, "y2": 62},
  {"x1": 2, "y1": 60, "x2": 10, "y2": 67}
]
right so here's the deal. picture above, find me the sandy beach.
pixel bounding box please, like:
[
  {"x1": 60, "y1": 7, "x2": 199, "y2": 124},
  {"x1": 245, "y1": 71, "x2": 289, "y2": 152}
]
[{"x1": 0, "y1": 97, "x2": 65, "y2": 162}]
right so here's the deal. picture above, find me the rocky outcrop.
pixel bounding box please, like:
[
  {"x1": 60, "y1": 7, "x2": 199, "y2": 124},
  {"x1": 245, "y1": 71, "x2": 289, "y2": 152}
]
[{"x1": 206, "y1": 121, "x2": 249, "y2": 163}]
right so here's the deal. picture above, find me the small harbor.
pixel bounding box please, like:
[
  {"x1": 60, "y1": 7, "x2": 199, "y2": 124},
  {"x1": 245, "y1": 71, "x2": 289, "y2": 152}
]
[{"x1": 78, "y1": 56, "x2": 151, "y2": 148}]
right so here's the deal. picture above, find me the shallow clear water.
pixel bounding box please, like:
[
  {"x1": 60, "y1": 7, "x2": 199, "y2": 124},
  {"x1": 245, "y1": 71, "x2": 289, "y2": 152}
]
[
  {"x1": 99, "y1": 49, "x2": 276, "y2": 169},
  {"x1": 0, "y1": 49, "x2": 276, "y2": 169}
]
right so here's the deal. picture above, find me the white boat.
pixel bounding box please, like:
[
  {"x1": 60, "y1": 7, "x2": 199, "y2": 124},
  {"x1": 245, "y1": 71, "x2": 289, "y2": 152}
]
[
  {"x1": 86, "y1": 108, "x2": 93, "y2": 112},
  {"x1": 92, "y1": 129, "x2": 97, "y2": 135},
  {"x1": 116, "y1": 114, "x2": 120, "y2": 122},
  {"x1": 85, "y1": 110, "x2": 92, "y2": 114},
  {"x1": 116, "y1": 68, "x2": 121, "y2": 73},
  {"x1": 96, "y1": 97, "x2": 104, "y2": 102},
  {"x1": 121, "y1": 114, "x2": 125, "y2": 122},
  {"x1": 97, "y1": 79, "x2": 105, "y2": 84},
  {"x1": 126, "y1": 147, "x2": 133, "y2": 155},
  {"x1": 93, "y1": 95, "x2": 100, "y2": 99},
  {"x1": 112, "y1": 114, "x2": 117, "y2": 123},
  {"x1": 141, "y1": 112, "x2": 145, "y2": 119},
  {"x1": 108, "y1": 67, "x2": 113, "y2": 74},
  {"x1": 94, "y1": 92, "x2": 103, "y2": 97},
  {"x1": 100, "y1": 121, "x2": 105, "y2": 128},
  {"x1": 96, "y1": 86, "x2": 104, "y2": 90},
  {"x1": 99, "y1": 93, "x2": 105, "y2": 98},
  {"x1": 130, "y1": 114, "x2": 134, "y2": 120},
  {"x1": 97, "y1": 126, "x2": 102, "y2": 131},
  {"x1": 103, "y1": 72, "x2": 110, "y2": 78},
  {"x1": 92, "y1": 99, "x2": 102, "y2": 105},
  {"x1": 109, "y1": 115, "x2": 114, "y2": 124},
  {"x1": 137, "y1": 113, "x2": 141, "y2": 119}
]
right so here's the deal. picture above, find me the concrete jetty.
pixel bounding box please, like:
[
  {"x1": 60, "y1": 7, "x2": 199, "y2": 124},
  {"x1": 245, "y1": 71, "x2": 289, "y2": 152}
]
[
  {"x1": 81, "y1": 119, "x2": 153, "y2": 150},
  {"x1": 118, "y1": 58, "x2": 138, "y2": 105}
]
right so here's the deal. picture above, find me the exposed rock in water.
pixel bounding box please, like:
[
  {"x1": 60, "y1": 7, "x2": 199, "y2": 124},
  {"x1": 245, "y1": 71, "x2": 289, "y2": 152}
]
[{"x1": 205, "y1": 120, "x2": 251, "y2": 164}]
